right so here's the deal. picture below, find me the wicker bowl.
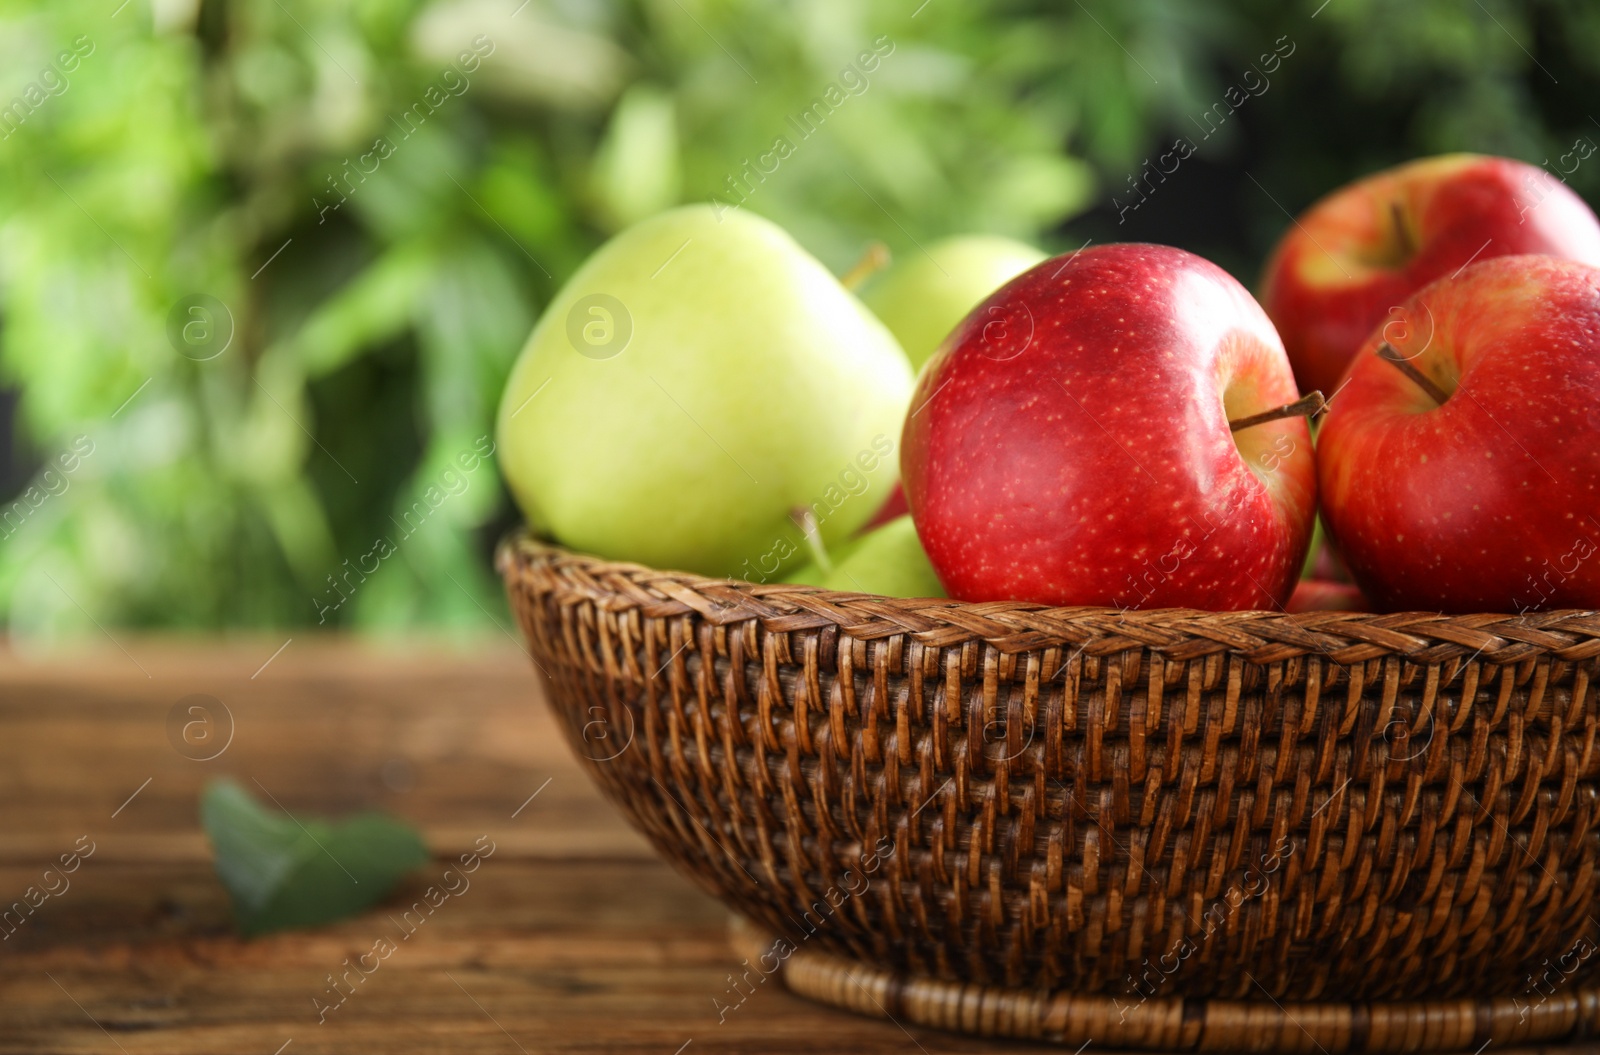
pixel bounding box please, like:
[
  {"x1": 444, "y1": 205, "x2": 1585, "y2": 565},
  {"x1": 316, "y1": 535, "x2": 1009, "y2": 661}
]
[{"x1": 499, "y1": 534, "x2": 1600, "y2": 1052}]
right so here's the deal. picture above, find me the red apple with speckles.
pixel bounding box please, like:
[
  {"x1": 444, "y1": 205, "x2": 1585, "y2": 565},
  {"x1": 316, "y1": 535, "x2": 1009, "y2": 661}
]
[
  {"x1": 1317, "y1": 255, "x2": 1600, "y2": 612},
  {"x1": 1261, "y1": 154, "x2": 1600, "y2": 399},
  {"x1": 901, "y1": 243, "x2": 1318, "y2": 610}
]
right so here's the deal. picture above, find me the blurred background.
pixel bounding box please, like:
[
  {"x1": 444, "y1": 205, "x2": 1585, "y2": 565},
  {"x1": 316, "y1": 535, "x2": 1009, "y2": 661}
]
[{"x1": 1, "y1": 0, "x2": 1595, "y2": 639}]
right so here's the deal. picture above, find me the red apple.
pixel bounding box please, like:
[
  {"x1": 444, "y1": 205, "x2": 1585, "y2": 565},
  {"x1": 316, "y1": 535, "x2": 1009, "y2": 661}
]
[
  {"x1": 1261, "y1": 154, "x2": 1600, "y2": 398},
  {"x1": 862, "y1": 482, "x2": 908, "y2": 532},
  {"x1": 902, "y1": 243, "x2": 1318, "y2": 610},
  {"x1": 1309, "y1": 536, "x2": 1352, "y2": 583},
  {"x1": 1317, "y1": 255, "x2": 1600, "y2": 612},
  {"x1": 1287, "y1": 579, "x2": 1370, "y2": 613}
]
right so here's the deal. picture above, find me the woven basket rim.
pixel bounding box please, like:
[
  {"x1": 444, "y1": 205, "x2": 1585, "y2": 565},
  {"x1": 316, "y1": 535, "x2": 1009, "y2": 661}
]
[
  {"x1": 497, "y1": 532, "x2": 1600, "y2": 666},
  {"x1": 726, "y1": 918, "x2": 1600, "y2": 1052}
]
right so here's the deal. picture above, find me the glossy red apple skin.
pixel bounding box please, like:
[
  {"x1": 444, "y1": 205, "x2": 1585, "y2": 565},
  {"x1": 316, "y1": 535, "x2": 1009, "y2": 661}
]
[
  {"x1": 1262, "y1": 154, "x2": 1600, "y2": 398},
  {"x1": 1317, "y1": 255, "x2": 1600, "y2": 613},
  {"x1": 902, "y1": 243, "x2": 1317, "y2": 610}
]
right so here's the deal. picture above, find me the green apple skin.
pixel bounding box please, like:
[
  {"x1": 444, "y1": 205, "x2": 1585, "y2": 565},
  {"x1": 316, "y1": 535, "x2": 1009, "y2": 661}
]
[
  {"x1": 496, "y1": 206, "x2": 914, "y2": 579},
  {"x1": 785, "y1": 516, "x2": 945, "y2": 598},
  {"x1": 862, "y1": 235, "x2": 1046, "y2": 370},
  {"x1": 781, "y1": 543, "x2": 857, "y2": 587}
]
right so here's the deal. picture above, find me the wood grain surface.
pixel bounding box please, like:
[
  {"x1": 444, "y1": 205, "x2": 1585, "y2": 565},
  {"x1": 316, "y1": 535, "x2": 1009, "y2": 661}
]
[
  {"x1": 0, "y1": 638, "x2": 1011, "y2": 1054},
  {"x1": 0, "y1": 638, "x2": 1590, "y2": 1054}
]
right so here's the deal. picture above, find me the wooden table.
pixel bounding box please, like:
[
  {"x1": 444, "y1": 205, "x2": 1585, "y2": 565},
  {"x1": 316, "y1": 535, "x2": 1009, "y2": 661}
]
[
  {"x1": 0, "y1": 638, "x2": 1029, "y2": 1054},
  {"x1": 1, "y1": 639, "x2": 1588, "y2": 1055}
]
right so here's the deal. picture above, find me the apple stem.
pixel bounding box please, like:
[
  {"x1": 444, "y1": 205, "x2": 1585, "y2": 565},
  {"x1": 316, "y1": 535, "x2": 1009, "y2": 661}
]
[
  {"x1": 839, "y1": 242, "x2": 891, "y2": 291},
  {"x1": 790, "y1": 506, "x2": 832, "y2": 573},
  {"x1": 1376, "y1": 341, "x2": 1451, "y2": 405},
  {"x1": 1391, "y1": 201, "x2": 1415, "y2": 260},
  {"x1": 1228, "y1": 390, "x2": 1325, "y2": 432}
]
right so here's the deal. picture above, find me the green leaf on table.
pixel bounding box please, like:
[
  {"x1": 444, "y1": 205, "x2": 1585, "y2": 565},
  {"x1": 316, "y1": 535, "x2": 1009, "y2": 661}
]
[{"x1": 200, "y1": 779, "x2": 428, "y2": 937}]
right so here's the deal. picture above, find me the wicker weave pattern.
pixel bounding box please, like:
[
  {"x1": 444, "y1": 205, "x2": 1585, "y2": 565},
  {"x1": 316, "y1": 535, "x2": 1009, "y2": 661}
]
[
  {"x1": 500, "y1": 537, "x2": 1600, "y2": 1013},
  {"x1": 726, "y1": 918, "x2": 1600, "y2": 1052}
]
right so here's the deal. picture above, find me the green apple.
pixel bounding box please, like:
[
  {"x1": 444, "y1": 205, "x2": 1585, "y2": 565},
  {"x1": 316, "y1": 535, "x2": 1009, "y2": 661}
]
[
  {"x1": 862, "y1": 235, "x2": 1046, "y2": 370},
  {"x1": 496, "y1": 206, "x2": 913, "y2": 578},
  {"x1": 784, "y1": 516, "x2": 944, "y2": 598}
]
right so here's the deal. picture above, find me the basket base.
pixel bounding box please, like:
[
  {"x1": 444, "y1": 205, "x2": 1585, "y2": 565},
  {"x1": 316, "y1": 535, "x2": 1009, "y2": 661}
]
[{"x1": 728, "y1": 918, "x2": 1600, "y2": 1053}]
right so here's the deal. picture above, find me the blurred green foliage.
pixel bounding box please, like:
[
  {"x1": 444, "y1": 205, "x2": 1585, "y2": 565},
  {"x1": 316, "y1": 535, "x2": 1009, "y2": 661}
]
[{"x1": 0, "y1": 0, "x2": 1595, "y2": 635}]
